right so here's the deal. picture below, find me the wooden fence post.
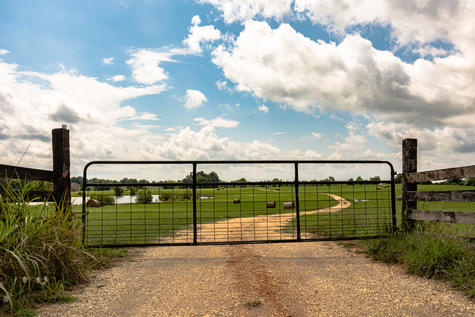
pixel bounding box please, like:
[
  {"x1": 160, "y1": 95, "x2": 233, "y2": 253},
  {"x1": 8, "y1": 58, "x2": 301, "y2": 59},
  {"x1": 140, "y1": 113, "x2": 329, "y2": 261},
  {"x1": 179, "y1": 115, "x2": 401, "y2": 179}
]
[
  {"x1": 52, "y1": 127, "x2": 71, "y2": 212},
  {"x1": 402, "y1": 138, "x2": 417, "y2": 232}
]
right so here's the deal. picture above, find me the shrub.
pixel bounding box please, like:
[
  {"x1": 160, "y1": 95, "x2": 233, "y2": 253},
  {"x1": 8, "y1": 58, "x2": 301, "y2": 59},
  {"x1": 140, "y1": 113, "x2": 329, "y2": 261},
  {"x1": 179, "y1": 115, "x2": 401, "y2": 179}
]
[
  {"x1": 128, "y1": 187, "x2": 136, "y2": 195},
  {"x1": 136, "y1": 190, "x2": 152, "y2": 204},
  {"x1": 89, "y1": 192, "x2": 115, "y2": 205},
  {"x1": 466, "y1": 177, "x2": 475, "y2": 186},
  {"x1": 113, "y1": 186, "x2": 123, "y2": 197},
  {"x1": 160, "y1": 192, "x2": 170, "y2": 202}
]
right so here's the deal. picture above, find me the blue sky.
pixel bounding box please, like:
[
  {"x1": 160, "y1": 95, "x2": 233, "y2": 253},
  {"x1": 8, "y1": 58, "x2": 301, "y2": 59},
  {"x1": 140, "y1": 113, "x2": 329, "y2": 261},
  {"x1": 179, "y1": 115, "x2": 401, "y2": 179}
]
[{"x1": 1, "y1": 0, "x2": 474, "y2": 181}]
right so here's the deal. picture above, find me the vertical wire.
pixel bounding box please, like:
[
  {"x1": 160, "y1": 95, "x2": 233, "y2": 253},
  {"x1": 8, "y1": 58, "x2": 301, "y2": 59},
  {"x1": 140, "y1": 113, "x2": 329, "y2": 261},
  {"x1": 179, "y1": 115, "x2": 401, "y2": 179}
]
[
  {"x1": 316, "y1": 183, "x2": 319, "y2": 236},
  {"x1": 328, "y1": 184, "x2": 332, "y2": 238},
  {"x1": 158, "y1": 187, "x2": 161, "y2": 244},
  {"x1": 213, "y1": 186, "x2": 216, "y2": 242},
  {"x1": 101, "y1": 190, "x2": 104, "y2": 245},
  {"x1": 115, "y1": 190, "x2": 118, "y2": 243},
  {"x1": 364, "y1": 183, "x2": 368, "y2": 236},
  {"x1": 352, "y1": 182, "x2": 356, "y2": 236},
  {"x1": 376, "y1": 181, "x2": 381, "y2": 234},
  {"x1": 226, "y1": 185, "x2": 229, "y2": 242},
  {"x1": 340, "y1": 183, "x2": 344, "y2": 237},
  {"x1": 239, "y1": 185, "x2": 243, "y2": 241},
  {"x1": 172, "y1": 187, "x2": 175, "y2": 243},
  {"x1": 144, "y1": 187, "x2": 147, "y2": 244},
  {"x1": 266, "y1": 185, "x2": 269, "y2": 241}
]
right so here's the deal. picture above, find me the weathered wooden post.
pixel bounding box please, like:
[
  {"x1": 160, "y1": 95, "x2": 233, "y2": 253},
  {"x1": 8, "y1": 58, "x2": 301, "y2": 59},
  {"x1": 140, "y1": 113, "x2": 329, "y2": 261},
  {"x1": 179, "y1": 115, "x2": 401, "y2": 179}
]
[
  {"x1": 52, "y1": 126, "x2": 71, "y2": 212},
  {"x1": 402, "y1": 138, "x2": 417, "y2": 232}
]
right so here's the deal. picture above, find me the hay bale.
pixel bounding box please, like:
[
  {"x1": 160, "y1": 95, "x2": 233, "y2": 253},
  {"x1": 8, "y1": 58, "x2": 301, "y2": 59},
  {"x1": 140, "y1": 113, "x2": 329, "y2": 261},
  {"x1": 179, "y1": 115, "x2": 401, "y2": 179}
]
[
  {"x1": 86, "y1": 199, "x2": 104, "y2": 207},
  {"x1": 233, "y1": 199, "x2": 240, "y2": 204},
  {"x1": 283, "y1": 201, "x2": 295, "y2": 209},
  {"x1": 266, "y1": 201, "x2": 276, "y2": 208}
]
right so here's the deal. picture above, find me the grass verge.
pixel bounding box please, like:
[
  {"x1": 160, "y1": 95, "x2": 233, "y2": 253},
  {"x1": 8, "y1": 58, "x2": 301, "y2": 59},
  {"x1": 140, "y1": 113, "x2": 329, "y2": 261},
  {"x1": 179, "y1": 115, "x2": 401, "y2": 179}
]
[
  {"x1": 0, "y1": 181, "x2": 128, "y2": 316},
  {"x1": 364, "y1": 231, "x2": 474, "y2": 298}
]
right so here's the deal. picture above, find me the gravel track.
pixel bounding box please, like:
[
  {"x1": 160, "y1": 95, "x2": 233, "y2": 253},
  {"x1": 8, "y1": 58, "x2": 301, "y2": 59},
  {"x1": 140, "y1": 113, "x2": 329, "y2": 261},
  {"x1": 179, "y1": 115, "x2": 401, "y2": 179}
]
[{"x1": 38, "y1": 194, "x2": 474, "y2": 316}]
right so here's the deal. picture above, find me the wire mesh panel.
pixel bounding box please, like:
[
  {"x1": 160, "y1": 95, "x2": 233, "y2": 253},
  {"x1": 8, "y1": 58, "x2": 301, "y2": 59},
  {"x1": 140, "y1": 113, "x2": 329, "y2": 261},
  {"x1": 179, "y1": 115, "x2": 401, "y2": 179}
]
[
  {"x1": 81, "y1": 161, "x2": 396, "y2": 247},
  {"x1": 298, "y1": 182, "x2": 393, "y2": 239}
]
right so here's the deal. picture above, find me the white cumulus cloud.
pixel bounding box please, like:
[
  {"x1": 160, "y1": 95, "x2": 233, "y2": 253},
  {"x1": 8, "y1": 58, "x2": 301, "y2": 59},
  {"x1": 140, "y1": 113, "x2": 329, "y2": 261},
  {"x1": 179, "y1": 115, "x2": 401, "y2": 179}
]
[
  {"x1": 184, "y1": 89, "x2": 207, "y2": 109},
  {"x1": 216, "y1": 80, "x2": 228, "y2": 90},
  {"x1": 311, "y1": 132, "x2": 322, "y2": 140},
  {"x1": 107, "y1": 75, "x2": 126, "y2": 82},
  {"x1": 258, "y1": 104, "x2": 269, "y2": 113},
  {"x1": 183, "y1": 15, "x2": 222, "y2": 54},
  {"x1": 212, "y1": 20, "x2": 475, "y2": 127},
  {"x1": 198, "y1": 0, "x2": 293, "y2": 23},
  {"x1": 0, "y1": 49, "x2": 9, "y2": 56},
  {"x1": 102, "y1": 57, "x2": 114, "y2": 64},
  {"x1": 194, "y1": 116, "x2": 239, "y2": 128},
  {"x1": 127, "y1": 49, "x2": 174, "y2": 84}
]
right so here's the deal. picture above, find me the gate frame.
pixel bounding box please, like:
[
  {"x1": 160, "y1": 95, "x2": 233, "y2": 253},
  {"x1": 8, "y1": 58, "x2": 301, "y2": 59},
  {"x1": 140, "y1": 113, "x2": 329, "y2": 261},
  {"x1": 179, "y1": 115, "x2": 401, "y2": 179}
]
[{"x1": 82, "y1": 160, "x2": 397, "y2": 247}]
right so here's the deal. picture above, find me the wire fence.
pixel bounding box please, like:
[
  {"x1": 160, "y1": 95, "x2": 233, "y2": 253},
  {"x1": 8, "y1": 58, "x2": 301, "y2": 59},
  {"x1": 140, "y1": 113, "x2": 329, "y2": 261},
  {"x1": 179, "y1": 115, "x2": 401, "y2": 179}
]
[{"x1": 80, "y1": 161, "x2": 396, "y2": 247}]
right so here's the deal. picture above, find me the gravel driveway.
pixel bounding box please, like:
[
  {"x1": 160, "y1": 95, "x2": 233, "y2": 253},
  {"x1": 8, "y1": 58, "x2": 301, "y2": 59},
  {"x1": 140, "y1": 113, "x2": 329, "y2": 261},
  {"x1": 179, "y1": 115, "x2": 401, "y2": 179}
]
[
  {"x1": 38, "y1": 194, "x2": 474, "y2": 316},
  {"x1": 38, "y1": 240, "x2": 474, "y2": 316}
]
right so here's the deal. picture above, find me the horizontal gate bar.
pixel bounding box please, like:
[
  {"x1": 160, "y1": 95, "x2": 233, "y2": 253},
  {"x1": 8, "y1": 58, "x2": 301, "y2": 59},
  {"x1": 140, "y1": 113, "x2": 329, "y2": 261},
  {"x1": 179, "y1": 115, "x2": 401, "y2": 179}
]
[
  {"x1": 84, "y1": 180, "x2": 393, "y2": 187},
  {"x1": 86, "y1": 235, "x2": 389, "y2": 248}
]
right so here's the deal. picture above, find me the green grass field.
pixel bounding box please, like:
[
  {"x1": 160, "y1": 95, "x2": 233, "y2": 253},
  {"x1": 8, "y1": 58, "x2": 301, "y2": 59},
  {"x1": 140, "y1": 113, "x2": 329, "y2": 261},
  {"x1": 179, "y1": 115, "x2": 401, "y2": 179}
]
[
  {"x1": 299, "y1": 183, "x2": 475, "y2": 238},
  {"x1": 77, "y1": 183, "x2": 398, "y2": 245},
  {"x1": 74, "y1": 183, "x2": 474, "y2": 246}
]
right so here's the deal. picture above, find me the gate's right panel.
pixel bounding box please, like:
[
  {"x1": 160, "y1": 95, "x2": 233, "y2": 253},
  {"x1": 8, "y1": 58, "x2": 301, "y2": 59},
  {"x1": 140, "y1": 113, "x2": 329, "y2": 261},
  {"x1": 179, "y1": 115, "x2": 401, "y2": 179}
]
[{"x1": 297, "y1": 162, "x2": 396, "y2": 240}]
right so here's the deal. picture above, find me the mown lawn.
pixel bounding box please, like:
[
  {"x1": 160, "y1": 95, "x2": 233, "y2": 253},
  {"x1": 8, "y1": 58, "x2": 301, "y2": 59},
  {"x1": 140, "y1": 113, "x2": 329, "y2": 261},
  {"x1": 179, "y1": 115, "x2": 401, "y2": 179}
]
[
  {"x1": 78, "y1": 185, "x2": 339, "y2": 245},
  {"x1": 76, "y1": 183, "x2": 474, "y2": 246}
]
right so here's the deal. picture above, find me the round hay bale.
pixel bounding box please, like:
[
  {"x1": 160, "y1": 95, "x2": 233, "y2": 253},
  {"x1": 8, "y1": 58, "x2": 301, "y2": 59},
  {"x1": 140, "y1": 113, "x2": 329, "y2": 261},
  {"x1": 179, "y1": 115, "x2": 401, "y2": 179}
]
[
  {"x1": 266, "y1": 201, "x2": 276, "y2": 208},
  {"x1": 283, "y1": 201, "x2": 295, "y2": 209}
]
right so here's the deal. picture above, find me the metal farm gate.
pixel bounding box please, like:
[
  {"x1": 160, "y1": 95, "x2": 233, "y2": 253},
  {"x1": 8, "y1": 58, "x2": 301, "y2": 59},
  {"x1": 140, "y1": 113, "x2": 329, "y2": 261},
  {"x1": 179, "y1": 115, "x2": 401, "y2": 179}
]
[{"x1": 80, "y1": 160, "x2": 396, "y2": 247}]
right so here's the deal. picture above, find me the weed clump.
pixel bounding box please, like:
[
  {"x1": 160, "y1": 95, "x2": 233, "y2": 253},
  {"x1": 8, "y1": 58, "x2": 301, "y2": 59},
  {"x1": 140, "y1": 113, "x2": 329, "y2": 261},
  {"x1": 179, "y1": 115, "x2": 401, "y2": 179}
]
[
  {"x1": 365, "y1": 231, "x2": 474, "y2": 298},
  {"x1": 0, "y1": 181, "x2": 95, "y2": 314}
]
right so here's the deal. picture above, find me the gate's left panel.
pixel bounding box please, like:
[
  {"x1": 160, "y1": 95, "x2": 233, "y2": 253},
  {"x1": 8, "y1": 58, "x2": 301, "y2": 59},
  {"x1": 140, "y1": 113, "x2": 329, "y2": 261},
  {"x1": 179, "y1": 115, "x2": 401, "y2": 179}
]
[{"x1": 80, "y1": 162, "x2": 194, "y2": 247}]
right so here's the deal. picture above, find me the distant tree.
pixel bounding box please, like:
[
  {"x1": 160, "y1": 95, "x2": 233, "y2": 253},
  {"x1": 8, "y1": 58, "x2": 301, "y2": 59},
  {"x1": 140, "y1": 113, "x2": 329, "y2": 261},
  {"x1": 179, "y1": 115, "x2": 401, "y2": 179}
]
[
  {"x1": 160, "y1": 192, "x2": 171, "y2": 201},
  {"x1": 355, "y1": 176, "x2": 364, "y2": 181},
  {"x1": 71, "y1": 176, "x2": 83, "y2": 185},
  {"x1": 322, "y1": 176, "x2": 335, "y2": 182},
  {"x1": 394, "y1": 174, "x2": 403, "y2": 184},
  {"x1": 136, "y1": 190, "x2": 152, "y2": 204},
  {"x1": 369, "y1": 176, "x2": 381, "y2": 182},
  {"x1": 29, "y1": 180, "x2": 53, "y2": 192},
  {"x1": 348, "y1": 178, "x2": 354, "y2": 182},
  {"x1": 113, "y1": 186, "x2": 124, "y2": 197},
  {"x1": 443, "y1": 178, "x2": 463, "y2": 185},
  {"x1": 208, "y1": 171, "x2": 220, "y2": 183},
  {"x1": 466, "y1": 177, "x2": 475, "y2": 186},
  {"x1": 89, "y1": 192, "x2": 115, "y2": 205},
  {"x1": 182, "y1": 171, "x2": 221, "y2": 187},
  {"x1": 128, "y1": 187, "x2": 137, "y2": 195}
]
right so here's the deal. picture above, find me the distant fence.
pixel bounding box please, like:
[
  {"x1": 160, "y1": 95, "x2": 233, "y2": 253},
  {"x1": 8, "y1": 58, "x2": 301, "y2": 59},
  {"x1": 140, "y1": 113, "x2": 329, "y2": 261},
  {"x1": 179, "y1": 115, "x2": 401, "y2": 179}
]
[
  {"x1": 0, "y1": 127, "x2": 71, "y2": 211},
  {"x1": 401, "y1": 138, "x2": 475, "y2": 232}
]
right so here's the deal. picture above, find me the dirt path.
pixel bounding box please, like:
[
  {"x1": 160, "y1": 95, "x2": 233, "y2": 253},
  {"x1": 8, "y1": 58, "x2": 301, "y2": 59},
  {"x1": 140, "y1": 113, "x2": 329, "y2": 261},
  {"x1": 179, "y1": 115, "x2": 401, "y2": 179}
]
[
  {"x1": 167, "y1": 193, "x2": 351, "y2": 243},
  {"x1": 38, "y1": 194, "x2": 474, "y2": 316}
]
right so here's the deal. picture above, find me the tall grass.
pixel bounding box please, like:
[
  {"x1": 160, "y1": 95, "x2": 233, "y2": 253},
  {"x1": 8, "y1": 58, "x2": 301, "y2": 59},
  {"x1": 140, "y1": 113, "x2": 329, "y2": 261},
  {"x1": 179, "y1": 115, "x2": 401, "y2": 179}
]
[
  {"x1": 364, "y1": 231, "x2": 474, "y2": 298},
  {"x1": 0, "y1": 181, "x2": 95, "y2": 314}
]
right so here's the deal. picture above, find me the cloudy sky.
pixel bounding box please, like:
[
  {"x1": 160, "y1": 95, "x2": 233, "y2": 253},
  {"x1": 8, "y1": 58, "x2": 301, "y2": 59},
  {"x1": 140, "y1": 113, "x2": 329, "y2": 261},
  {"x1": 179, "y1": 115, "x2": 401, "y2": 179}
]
[{"x1": 0, "y1": 0, "x2": 474, "y2": 181}]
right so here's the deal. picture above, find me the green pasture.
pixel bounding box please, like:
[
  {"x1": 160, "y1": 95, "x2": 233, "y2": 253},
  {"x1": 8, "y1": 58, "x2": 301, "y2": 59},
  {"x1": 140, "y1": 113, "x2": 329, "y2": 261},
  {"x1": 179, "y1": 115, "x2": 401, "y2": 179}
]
[
  {"x1": 75, "y1": 183, "x2": 474, "y2": 245},
  {"x1": 298, "y1": 183, "x2": 475, "y2": 238},
  {"x1": 77, "y1": 184, "x2": 393, "y2": 245}
]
